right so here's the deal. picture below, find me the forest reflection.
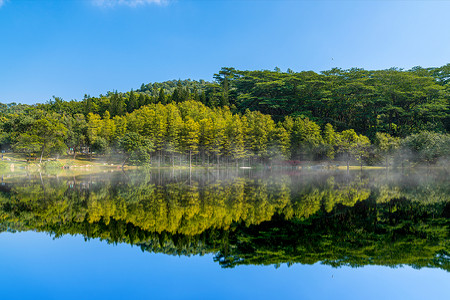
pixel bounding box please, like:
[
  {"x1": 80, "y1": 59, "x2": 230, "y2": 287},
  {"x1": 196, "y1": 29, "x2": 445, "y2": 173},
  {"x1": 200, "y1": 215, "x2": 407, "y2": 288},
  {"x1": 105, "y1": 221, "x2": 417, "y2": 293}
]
[{"x1": 0, "y1": 169, "x2": 448, "y2": 271}]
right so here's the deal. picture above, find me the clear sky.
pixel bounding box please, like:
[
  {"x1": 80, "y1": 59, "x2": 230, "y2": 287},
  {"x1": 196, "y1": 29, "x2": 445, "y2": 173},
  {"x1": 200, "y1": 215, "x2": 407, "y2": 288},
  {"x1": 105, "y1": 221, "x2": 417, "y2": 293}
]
[{"x1": 1, "y1": 0, "x2": 449, "y2": 104}]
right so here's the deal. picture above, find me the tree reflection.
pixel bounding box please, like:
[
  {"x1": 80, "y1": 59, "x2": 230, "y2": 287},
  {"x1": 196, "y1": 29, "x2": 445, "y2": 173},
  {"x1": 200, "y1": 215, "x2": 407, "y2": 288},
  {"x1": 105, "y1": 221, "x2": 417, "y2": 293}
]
[{"x1": 0, "y1": 169, "x2": 448, "y2": 270}]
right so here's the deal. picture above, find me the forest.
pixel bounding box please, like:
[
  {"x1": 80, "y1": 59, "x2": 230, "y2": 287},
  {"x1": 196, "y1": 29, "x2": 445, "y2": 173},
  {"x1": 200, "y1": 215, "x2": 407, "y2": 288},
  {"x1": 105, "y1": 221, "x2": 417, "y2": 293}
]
[{"x1": 0, "y1": 65, "x2": 449, "y2": 167}]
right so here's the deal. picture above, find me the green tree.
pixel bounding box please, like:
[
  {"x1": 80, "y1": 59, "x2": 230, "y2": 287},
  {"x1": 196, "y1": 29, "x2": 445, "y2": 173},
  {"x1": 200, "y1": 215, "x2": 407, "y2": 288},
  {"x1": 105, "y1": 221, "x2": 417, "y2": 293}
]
[
  {"x1": 109, "y1": 92, "x2": 125, "y2": 117},
  {"x1": 158, "y1": 88, "x2": 166, "y2": 105},
  {"x1": 374, "y1": 132, "x2": 400, "y2": 168},
  {"x1": 164, "y1": 103, "x2": 183, "y2": 166},
  {"x1": 401, "y1": 131, "x2": 450, "y2": 164},
  {"x1": 284, "y1": 116, "x2": 322, "y2": 160},
  {"x1": 322, "y1": 123, "x2": 338, "y2": 160},
  {"x1": 127, "y1": 90, "x2": 138, "y2": 113},
  {"x1": 268, "y1": 125, "x2": 290, "y2": 161},
  {"x1": 180, "y1": 117, "x2": 200, "y2": 168},
  {"x1": 19, "y1": 114, "x2": 68, "y2": 163},
  {"x1": 13, "y1": 134, "x2": 41, "y2": 160},
  {"x1": 86, "y1": 113, "x2": 103, "y2": 157},
  {"x1": 337, "y1": 129, "x2": 370, "y2": 170},
  {"x1": 100, "y1": 111, "x2": 116, "y2": 143},
  {"x1": 119, "y1": 132, "x2": 154, "y2": 166},
  {"x1": 225, "y1": 114, "x2": 247, "y2": 166},
  {"x1": 244, "y1": 110, "x2": 274, "y2": 160},
  {"x1": 64, "y1": 113, "x2": 87, "y2": 159}
]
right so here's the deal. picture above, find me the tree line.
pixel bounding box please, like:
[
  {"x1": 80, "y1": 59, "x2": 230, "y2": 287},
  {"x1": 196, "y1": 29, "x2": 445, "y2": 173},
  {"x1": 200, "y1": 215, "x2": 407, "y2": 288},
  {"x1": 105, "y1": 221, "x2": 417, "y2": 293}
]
[
  {"x1": 0, "y1": 65, "x2": 449, "y2": 166},
  {"x1": 0, "y1": 100, "x2": 448, "y2": 166},
  {"x1": 2, "y1": 65, "x2": 449, "y2": 136},
  {"x1": 214, "y1": 65, "x2": 450, "y2": 137},
  {"x1": 30, "y1": 64, "x2": 447, "y2": 138}
]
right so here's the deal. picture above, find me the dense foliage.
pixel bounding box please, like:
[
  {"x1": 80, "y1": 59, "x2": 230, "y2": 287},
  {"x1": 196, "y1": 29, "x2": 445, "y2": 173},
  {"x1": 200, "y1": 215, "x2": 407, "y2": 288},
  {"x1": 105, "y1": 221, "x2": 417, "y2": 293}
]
[
  {"x1": 0, "y1": 65, "x2": 449, "y2": 165},
  {"x1": 218, "y1": 66, "x2": 450, "y2": 137}
]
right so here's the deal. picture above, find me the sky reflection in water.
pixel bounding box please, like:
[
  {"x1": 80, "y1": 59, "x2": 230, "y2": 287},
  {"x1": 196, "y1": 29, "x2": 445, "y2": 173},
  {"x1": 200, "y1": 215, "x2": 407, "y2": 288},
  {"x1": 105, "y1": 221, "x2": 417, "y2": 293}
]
[{"x1": 1, "y1": 232, "x2": 448, "y2": 300}]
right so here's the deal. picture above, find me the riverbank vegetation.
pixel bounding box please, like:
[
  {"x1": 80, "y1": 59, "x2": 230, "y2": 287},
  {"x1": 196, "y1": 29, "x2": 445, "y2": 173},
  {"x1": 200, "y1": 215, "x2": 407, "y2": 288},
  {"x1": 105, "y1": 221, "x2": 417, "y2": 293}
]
[{"x1": 0, "y1": 65, "x2": 449, "y2": 167}]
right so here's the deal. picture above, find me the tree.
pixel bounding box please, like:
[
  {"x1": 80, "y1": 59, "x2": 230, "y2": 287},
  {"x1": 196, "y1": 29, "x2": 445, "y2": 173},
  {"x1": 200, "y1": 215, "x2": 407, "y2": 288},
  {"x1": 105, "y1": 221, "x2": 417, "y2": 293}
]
[
  {"x1": 158, "y1": 88, "x2": 166, "y2": 105},
  {"x1": 100, "y1": 111, "x2": 116, "y2": 142},
  {"x1": 138, "y1": 94, "x2": 146, "y2": 107},
  {"x1": 109, "y1": 92, "x2": 125, "y2": 117},
  {"x1": 113, "y1": 115, "x2": 128, "y2": 142},
  {"x1": 244, "y1": 110, "x2": 274, "y2": 160},
  {"x1": 180, "y1": 117, "x2": 200, "y2": 168},
  {"x1": 401, "y1": 131, "x2": 450, "y2": 164},
  {"x1": 209, "y1": 113, "x2": 226, "y2": 165},
  {"x1": 284, "y1": 116, "x2": 322, "y2": 160},
  {"x1": 374, "y1": 132, "x2": 400, "y2": 168},
  {"x1": 91, "y1": 137, "x2": 109, "y2": 156},
  {"x1": 16, "y1": 114, "x2": 68, "y2": 163},
  {"x1": 119, "y1": 132, "x2": 154, "y2": 166},
  {"x1": 198, "y1": 117, "x2": 214, "y2": 164},
  {"x1": 192, "y1": 86, "x2": 200, "y2": 102},
  {"x1": 86, "y1": 113, "x2": 103, "y2": 157},
  {"x1": 268, "y1": 125, "x2": 290, "y2": 161},
  {"x1": 354, "y1": 135, "x2": 371, "y2": 168},
  {"x1": 164, "y1": 103, "x2": 183, "y2": 166},
  {"x1": 64, "y1": 113, "x2": 87, "y2": 159},
  {"x1": 337, "y1": 129, "x2": 370, "y2": 170},
  {"x1": 127, "y1": 90, "x2": 138, "y2": 113},
  {"x1": 322, "y1": 123, "x2": 338, "y2": 160},
  {"x1": 225, "y1": 114, "x2": 247, "y2": 166},
  {"x1": 13, "y1": 134, "x2": 41, "y2": 160}
]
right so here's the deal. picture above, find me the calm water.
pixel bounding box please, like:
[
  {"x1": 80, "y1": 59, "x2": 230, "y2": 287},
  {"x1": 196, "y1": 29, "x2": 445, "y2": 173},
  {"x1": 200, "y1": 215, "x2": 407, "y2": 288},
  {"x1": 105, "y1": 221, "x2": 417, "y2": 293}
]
[{"x1": 0, "y1": 169, "x2": 448, "y2": 299}]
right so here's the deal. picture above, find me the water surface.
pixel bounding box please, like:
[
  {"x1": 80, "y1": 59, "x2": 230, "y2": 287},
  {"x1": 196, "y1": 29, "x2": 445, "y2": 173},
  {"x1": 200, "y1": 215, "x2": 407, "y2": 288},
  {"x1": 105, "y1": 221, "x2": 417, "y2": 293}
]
[{"x1": 0, "y1": 169, "x2": 448, "y2": 299}]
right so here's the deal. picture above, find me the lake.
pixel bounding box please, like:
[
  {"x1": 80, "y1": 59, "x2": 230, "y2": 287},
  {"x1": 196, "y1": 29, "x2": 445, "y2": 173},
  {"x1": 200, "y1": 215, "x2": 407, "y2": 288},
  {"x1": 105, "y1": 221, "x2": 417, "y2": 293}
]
[{"x1": 0, "y1": 168, "x2": 448, "y2": 299}]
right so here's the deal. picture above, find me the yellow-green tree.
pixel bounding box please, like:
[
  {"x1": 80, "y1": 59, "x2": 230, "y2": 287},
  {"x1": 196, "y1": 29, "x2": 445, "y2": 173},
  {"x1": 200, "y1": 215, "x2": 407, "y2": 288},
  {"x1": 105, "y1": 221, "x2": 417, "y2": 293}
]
[
  {"x1": 180, "y1": 116, "x2": 200, "y2": 168},
  {"x1": 375, "y1": 132, "x2": 400, "y2": 168}
]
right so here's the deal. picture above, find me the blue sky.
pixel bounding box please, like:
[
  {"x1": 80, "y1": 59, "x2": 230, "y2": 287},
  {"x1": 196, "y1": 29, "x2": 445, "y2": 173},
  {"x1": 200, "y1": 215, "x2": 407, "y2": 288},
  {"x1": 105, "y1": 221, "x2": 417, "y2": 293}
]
[{"x1": 1, "y1": 0, "x2": 449, "y2": 104}]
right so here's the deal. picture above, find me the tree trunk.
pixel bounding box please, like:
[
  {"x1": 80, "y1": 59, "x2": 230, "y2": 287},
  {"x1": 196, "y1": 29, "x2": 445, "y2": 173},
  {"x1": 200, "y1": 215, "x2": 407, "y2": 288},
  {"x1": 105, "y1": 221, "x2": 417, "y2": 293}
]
[
  {"x1": 158, "y1": 150, "x2": 161, "y2": 168},
  {"x1": 39, "y1": 143, "x2": 46, "y2": 164},
  {"x1": 189, "y1": 150, "x2": 192, "y2": 169},
  {"x1": 121, "y1": 156, "x2": 129, "y2": 169}
]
